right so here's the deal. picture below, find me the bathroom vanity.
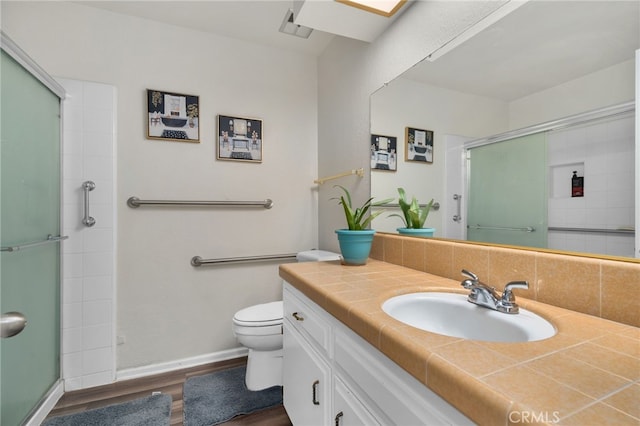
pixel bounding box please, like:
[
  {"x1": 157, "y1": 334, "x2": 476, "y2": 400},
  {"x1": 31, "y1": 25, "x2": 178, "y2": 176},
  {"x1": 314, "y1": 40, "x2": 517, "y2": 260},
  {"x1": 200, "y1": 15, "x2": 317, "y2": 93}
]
[
  {"x1": 280, "y1": 259, "x2": 639, "y2": 425},
  {"x1": 283, "y1": 282, "x2": 472, "y2": 425}
]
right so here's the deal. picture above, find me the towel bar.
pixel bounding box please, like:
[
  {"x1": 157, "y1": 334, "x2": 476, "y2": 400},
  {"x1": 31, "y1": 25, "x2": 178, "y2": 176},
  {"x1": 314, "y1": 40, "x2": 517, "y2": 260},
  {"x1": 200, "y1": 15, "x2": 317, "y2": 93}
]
[
  {"x1": 127, "y1": 197, "x2": 273, "y2": 209},
  {"x1": 1, "y1": 235, "x2": 68, "y2": 252},
  {"x1": 191, "y1": 253, "x2": 298, "y2": 267}
]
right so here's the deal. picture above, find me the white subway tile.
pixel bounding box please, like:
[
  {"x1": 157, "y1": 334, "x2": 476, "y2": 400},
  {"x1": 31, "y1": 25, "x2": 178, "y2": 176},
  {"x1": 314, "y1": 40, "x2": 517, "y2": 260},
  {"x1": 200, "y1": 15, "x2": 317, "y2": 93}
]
[
  {"x1": 82, "y1": 324, "x2": 112, "y2": 350},
  {"x1": 82, "y1": 347, "x2": 113, "y2": 375},
  {"x1": 62, "y1": 327, "x2": 83, "y2": 354},
  {"x1": 63, "y1": 253, "x2": 84, "y2": 279},
  {"x1": 83, "y1": 227, "x2": 114, "y2": 253},
  {"x1": 62, "y1": 277, "x2": 83, "y2": 304},
  {"x1": 83, "y1": 299, "x2": 112, "y2": 326},
  {"x1": 82, "y1": 371, "x2": 114, "y2": 389},
  {"x1": 62, "y1": 302, "x2": 83, "y2": 329},
  {"x1": 62, "y1": 351, "x2": 83, "y2": 378},
  {"x1": 83, "y1": 275, "x2": 113, "y2": 301},
  {"x1": 83, "y1": 252, "x2": 114, "y2": 277}
]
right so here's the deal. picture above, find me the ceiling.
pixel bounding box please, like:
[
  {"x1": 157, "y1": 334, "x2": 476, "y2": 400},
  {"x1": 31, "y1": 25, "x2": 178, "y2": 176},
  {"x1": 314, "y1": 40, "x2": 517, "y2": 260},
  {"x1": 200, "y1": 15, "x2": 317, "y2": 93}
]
[
  {"x1": 76, "y1": 0, "x2": 409, "y2": 57},
  {"x1": 401, "y1": 1, "x2": 640, "y2": 101}
]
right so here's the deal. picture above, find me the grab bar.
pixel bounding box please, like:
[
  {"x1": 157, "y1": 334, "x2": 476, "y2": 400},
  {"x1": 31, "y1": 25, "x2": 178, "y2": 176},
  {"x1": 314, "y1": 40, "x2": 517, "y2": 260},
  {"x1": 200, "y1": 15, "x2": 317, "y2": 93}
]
[
  {"x1": 375, "y1": 201, "x2": 440, "y2": 211},
  {"x1": 548, "y1": 227, "x2": 635, "y2": 235},
  {"x1": 468, "y1": 224, "x2": 536, "y2": 232},
  {"x1": 82, "y1": 181, "x2": 96, "y2": 227},
  {"x1": 1, "y1": 235, "x2": 68, "y2": 252},
  {"x1": 191, "y1": 253, "x2": 298, "y2": 267},
  {"x1": 453, "y1": 194, "x2": 462, "y2": 223},
  {"x1": 127, "y1": 197, "x2": 273, "y2": 209}
]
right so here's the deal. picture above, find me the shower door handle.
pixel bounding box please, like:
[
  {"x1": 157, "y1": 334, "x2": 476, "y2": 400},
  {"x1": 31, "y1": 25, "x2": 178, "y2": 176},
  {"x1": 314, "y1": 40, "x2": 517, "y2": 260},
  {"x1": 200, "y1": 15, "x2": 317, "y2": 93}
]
[
  {"x1": 82, "y1": 180, "x2": 96, "y2": 227},
  {"x1": 1, "y1": 311, "x2": 27, "y2": 338}
]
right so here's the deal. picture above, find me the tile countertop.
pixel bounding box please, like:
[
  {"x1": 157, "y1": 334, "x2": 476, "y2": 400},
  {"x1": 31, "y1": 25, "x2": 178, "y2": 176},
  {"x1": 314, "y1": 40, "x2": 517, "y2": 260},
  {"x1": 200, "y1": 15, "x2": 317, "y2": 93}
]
[{"x1": 279, "y1": 259, "x2": 640, "y2": 426}]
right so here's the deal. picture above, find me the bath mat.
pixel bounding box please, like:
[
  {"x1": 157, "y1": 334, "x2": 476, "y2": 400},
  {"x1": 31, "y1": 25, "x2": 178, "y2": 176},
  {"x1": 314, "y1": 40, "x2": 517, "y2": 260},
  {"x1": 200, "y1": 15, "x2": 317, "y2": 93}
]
[
  {"x1": 43, "y1": 393, "x2": 172, "y2": 426},
  {"x1": 183, "y1": 365, "x2": 283, "y2": 426}
]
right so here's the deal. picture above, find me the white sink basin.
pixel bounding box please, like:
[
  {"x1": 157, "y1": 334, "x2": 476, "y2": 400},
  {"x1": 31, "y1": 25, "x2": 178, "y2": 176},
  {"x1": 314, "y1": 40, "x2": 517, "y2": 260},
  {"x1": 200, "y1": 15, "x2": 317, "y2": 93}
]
[{"x1": 382, "y1": 292, "x2": 556, "y2": 342}]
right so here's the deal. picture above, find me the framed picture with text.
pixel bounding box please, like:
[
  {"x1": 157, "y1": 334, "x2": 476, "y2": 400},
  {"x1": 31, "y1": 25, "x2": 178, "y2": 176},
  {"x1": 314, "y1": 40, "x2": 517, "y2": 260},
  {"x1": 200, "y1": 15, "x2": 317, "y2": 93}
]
[
  {"x1": 217, "y1": 115, "x2": 263, "y2": 162},
  {"x1": 370, "y1": 134, "x2": 397, "y2": 171},
  {"x1": 147, "y1": 89, "x2": 199, "y2": 142},
  {"x1": 405, "y1": 126, "x2": 433, "y2": 163}
]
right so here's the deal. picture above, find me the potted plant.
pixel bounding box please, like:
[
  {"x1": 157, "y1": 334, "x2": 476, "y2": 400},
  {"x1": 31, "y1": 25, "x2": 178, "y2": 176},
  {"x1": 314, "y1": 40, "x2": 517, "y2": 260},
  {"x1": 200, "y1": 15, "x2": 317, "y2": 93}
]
[
  {"x1": 388, "y1": 187, "x2": 435, "y2": 237},
  {"x1": 333, "y1": 185, "x2": 392, "y2": 265}
]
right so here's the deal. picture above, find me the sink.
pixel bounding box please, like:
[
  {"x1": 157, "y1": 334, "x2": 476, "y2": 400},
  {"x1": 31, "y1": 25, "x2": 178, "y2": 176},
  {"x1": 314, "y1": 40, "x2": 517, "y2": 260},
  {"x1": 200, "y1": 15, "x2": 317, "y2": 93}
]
[{"x1": 382, "y1": 292, "x2": 556, "y2": 342}]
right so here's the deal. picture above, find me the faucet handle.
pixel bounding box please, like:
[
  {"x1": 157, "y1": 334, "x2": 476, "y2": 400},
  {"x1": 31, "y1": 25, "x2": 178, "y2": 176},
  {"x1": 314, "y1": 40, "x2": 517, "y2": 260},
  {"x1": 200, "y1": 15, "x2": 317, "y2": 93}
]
[
  {"x1": 460, "y1": 269, "x2": 479, "y2": 289},
  {"x1": 461, "y1": 269, "x2": 478, "y2": 281},
  {"x1": 501, "y1": 281, "x2": 529, "y2": 303},
  {"x1": 497, "y1": 281, "x2": 529, "y2": 314}
]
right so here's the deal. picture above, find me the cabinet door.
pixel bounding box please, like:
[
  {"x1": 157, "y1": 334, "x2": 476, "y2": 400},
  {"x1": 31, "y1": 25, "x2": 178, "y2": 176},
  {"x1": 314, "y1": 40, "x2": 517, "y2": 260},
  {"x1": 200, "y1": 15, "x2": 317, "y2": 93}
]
[
  {"x1": 333, "y1": 377, "x2": 380, "y2": 426},
  {"x1": 283, "y1": 321, "x2": 331, "y2": 425}
]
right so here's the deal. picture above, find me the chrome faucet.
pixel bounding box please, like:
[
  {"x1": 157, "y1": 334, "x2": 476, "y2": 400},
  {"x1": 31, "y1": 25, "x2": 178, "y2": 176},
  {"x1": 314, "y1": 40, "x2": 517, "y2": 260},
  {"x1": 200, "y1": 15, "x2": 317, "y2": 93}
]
[{"x1": 460, "y1": 269, "x2": 528, "y2": 314}]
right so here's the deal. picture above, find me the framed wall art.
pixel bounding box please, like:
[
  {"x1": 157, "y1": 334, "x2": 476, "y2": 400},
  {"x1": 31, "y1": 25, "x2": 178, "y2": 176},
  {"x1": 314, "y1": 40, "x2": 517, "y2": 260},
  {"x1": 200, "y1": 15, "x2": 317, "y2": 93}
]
[
  {"x1": 147, "y1": 89, "x2": 199, "y2": 142},
  {"x1": 217, "y1": 115, "x2": 263, "y2": 163},
  {"x1": 405, "y1": 126, "x2": 433, "y2": 163},
  {"x1": 370, "y1": 134, "x2": 397, "y2": 171}
]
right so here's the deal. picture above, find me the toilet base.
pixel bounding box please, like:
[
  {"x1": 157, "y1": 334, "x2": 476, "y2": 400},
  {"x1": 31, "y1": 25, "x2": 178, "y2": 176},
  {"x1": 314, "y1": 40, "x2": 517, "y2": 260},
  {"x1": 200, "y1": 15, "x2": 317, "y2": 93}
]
[{"x1": 245, "y1": 348, "x2": 283, "y2": 391}]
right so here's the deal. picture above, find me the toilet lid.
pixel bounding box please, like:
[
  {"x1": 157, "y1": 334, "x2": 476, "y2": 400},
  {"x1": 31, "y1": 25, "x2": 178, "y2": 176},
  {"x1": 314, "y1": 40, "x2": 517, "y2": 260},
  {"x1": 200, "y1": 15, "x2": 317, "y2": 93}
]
[{"x1": 233, "y1": 301, "x2": 283, "y2": 325}]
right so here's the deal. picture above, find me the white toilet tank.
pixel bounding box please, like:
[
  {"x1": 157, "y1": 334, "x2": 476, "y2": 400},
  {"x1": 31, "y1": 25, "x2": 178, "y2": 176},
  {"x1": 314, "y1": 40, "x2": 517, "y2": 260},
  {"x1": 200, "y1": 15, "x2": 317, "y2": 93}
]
[{"x1": 296, "y1": 249, "x2": 341, "y2": 262}]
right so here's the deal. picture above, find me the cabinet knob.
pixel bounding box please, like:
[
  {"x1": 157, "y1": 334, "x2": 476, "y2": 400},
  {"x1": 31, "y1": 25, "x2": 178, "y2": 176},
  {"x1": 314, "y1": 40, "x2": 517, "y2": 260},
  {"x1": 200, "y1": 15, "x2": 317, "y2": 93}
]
[{"x1": 292, "y1": 312, "x2": 305, "y2": 321}]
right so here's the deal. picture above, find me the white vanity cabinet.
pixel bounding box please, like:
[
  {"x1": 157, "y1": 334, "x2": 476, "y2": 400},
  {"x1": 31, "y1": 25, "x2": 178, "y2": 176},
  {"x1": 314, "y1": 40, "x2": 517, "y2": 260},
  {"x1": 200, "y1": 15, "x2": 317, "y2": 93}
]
[
  {"x1": 283, "y1": 282, "x2": 473, "y2": 426},
  {"x1": 283, "y1": 321, "x2": 331, "y2": 425},
  {"x1": 283, "y1": 284, "x2": 332, "y2": 425}
]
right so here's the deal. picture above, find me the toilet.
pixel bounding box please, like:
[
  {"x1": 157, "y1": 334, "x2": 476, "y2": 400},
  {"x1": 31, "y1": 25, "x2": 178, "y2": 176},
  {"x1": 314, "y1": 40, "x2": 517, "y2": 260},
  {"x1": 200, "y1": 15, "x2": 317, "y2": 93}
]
[{"x1": 232, "y1": 250, "x2": 341, "y2": 391}]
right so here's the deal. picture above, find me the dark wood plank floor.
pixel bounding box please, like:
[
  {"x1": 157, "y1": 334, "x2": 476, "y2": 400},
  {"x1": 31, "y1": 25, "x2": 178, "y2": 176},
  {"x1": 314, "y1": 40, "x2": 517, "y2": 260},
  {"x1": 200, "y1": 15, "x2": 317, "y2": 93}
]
[{"x1": 45, "y1": 357, "x2": 292, "y2": 426}]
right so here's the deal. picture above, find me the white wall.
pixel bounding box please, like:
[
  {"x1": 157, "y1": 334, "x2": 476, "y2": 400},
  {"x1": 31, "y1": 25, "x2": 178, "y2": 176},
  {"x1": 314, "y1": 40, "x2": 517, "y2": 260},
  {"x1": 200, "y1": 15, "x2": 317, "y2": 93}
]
[
  {"x1": 369, "y1": 78, "x2": 508, "y2": 234},
  {"x1": 317, "y1": 0, "x2": 509, "y2": 251},
  {"x1": 509, "y1": 60, "x2": 636, "y2": 129},
  {"x1": 2, "y1": 2, "x2": 319, "y2": 371}
]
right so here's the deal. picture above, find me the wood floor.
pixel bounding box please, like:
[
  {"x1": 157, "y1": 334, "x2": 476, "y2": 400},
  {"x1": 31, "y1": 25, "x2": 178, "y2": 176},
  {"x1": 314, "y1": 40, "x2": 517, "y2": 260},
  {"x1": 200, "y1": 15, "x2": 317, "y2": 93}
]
[{"x1": 45, "y1": 357, "x2": 292, "y2": 426}]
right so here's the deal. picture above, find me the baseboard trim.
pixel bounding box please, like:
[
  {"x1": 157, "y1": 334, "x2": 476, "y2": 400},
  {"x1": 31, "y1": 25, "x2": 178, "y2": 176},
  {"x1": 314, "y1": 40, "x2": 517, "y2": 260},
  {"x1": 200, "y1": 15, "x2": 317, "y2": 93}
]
[
  {"x1": 25, "y1": 379, "x2": 64, "y2": 426},
  {"x1": 116, "y1": 347, "x2": 249, "y2": 382}
]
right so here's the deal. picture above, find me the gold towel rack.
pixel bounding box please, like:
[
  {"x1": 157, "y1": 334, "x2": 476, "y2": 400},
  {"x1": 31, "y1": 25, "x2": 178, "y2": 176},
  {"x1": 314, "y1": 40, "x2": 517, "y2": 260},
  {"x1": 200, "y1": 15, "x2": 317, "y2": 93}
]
[{"x1": 314, "y1": 168, "x2": 364, "y2": 185}]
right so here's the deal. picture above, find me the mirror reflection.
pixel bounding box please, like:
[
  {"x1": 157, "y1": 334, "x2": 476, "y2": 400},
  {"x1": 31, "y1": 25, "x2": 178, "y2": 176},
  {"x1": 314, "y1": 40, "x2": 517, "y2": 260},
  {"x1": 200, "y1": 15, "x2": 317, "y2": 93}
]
[{"x1": 371, "y1": 1, "x2": 639, "y2": 259}]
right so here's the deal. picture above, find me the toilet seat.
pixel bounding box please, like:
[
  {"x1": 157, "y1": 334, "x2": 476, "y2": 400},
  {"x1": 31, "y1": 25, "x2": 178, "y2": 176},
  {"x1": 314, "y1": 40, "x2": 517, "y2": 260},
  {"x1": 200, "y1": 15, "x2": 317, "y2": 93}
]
[{"x1": 233, "y1": 301, "x2": 283, "y2": 328}]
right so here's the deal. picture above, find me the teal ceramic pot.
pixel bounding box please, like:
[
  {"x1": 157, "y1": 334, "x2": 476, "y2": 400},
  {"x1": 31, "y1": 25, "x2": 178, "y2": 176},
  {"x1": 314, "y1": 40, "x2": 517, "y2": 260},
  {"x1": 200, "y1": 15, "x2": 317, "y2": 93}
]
[
  {"x1": 335, "y1": 229, "x2": 376, "y2": 265},
  {"x1": 397, "y1": 227, "x2": 435, "y2": 237}
]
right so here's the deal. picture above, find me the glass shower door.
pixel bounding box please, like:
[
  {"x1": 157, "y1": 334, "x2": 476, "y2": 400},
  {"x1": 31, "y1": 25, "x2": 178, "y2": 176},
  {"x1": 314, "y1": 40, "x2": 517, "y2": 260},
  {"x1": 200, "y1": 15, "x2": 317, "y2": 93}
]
[
  {"x1": 1, "y1": 50, "x2": 62, "y2": 425},
  {"x1": 467, "y1": 133, "x2": 548, "y2": 248}
]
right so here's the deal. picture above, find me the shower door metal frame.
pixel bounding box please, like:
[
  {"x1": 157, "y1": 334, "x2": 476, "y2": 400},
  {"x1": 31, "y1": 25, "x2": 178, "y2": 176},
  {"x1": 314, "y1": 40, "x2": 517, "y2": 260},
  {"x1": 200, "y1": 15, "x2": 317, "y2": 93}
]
[{"x1": 1, "y1": 30, "x2": 66, "y2": 426}]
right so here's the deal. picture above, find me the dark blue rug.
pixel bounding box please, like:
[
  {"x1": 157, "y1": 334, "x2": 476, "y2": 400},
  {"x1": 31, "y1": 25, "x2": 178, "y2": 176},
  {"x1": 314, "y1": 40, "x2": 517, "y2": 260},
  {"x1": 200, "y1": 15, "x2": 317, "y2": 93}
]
[
  {"x1": 43, "y1": 393, "x2": 172, "y2": 426},
  {"x1": 183, "y1": 366, "x2": 282, "y2": 426}
]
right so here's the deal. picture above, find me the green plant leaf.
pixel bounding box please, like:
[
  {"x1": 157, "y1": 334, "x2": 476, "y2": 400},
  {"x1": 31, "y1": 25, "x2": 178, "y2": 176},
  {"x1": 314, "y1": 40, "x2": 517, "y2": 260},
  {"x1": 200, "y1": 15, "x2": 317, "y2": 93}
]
[
  {"x1": 388, "y1": 187, "x2": 434, "y2": 229},
  {"x1": 333, "y1": 185, "x2": 391, "y2": 230}
]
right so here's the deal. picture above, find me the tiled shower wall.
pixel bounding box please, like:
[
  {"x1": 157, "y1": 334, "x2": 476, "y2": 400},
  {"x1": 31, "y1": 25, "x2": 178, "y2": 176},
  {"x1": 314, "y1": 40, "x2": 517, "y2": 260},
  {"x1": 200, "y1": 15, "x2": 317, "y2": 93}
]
[
  {"x1": 547, "y1": 114, "x2": 635, "y2": 257},
  {"x1": 58, "y1": 78, "x2": 116, "y2": 391}
]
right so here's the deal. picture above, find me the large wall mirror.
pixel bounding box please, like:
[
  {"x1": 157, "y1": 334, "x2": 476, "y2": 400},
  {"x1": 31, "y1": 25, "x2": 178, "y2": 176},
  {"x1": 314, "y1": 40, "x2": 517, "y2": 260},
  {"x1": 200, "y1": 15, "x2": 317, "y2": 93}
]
[{"x1": 370, "y1": 0, "x2": 639, "y2": 260}]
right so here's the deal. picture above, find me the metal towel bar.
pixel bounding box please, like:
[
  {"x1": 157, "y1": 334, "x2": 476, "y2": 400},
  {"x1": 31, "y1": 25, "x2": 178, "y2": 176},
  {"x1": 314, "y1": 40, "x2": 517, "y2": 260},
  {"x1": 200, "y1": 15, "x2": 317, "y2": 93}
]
[
  {"x1": 1, "y1": 235, "x2": 68, "y2": 252},
  {"x1": 468, "y1": 224, "x2": 536, "y2": 232},
  {"x1": 127, "y1": 197, "x2": 273, "y2": 209},
  {"x1": 548, "y1": 227, "x2": 634, "y2": 235},
  {"x1": 191, "y1": 253, "x2": 298, "y2": 267},
  {"x1": 375, "y1": 201, "x2": 440, "y2": 211}
]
